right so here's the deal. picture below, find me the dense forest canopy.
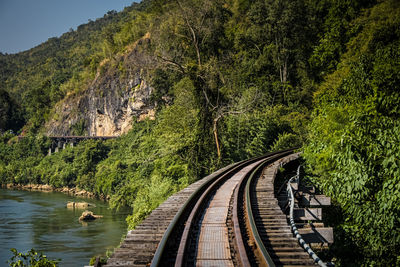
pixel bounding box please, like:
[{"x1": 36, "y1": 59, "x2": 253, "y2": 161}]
[{"x1": 0, "y1": 0, "x2": 399, "y2": 265}]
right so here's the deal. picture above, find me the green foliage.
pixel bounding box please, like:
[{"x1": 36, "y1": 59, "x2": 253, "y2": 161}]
[
  {"x1": 89, "y1": 256, "x2": 107, "y2": 266},
  {"x1": 270, "y1": 132, "x2": 301, "y2": 151},
  {"x1": 225, "y1": 0, "x2": 316, "y2": 107},
  {"x1": 35, "y1": 140, "x2": 110, "y2": 189},
  {"x1": 304, "y1": 1, "x2": 400, "y2": 265},
  {"x1": 0, "y1": 0, "x2": 314, "y2": 234},
  {"x1": 221, "y1": 105, "x2": 308, "y2": 162},
  {"x1": 308, "y1": 0, "x2": 376, "y2": 78},
  {"x1": 0, "y1": 134, "x2": 50, "y2": 184},
  {"x1": 0, "y1": 89, "x2": 23, "y2": 132},
  {"x1": 108, "y1": 79, "x2": 201, "y2": 227},
  {"x1": 71, "y1": 119, "x2": 86, "y2": 136},
  {"x1": 8, "y1": 248, "x2": 60, "y2": 267}
]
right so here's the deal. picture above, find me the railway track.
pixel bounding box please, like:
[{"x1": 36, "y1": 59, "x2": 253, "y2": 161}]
[
  {"x1": 244, "y1": 155, "x2": 317, "y2": 266},
  {"x1": 104, "y1": 150, "x2": 327, "y2": 267}
]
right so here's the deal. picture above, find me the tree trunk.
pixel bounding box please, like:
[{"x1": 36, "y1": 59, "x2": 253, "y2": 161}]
[
  {"x1": 282, "y1": 56, "x2": 288, "y2": 83},
  {"x1": 213, "y1": 118, "x2": 221, "y2": 159}
]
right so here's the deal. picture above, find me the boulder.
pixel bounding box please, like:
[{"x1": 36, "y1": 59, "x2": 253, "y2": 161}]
[
  {"x1": 76, "y1": 190, "x2": 87, "y2": 196},
  {"x1": 39, "y1": 184, "x2": 53, "y2": 191},
  {"x1": 79, "y1": 210, "x2": 103, "y2": 221},
  {"x1": 67, "y1": 201, "x2": 95, "y2": 209}
]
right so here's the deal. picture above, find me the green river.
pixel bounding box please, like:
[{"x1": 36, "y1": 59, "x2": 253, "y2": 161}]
[{"x1": 0, "y1": 188, "x2": 129, "y2": 266}]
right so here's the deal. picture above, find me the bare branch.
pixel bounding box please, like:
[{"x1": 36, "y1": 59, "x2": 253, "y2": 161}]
[
  {"x1": 218, "y1": 87, "x2": 261, "y2": 119},
  {"x1": 156, "y1": 55, "x2": 186, "y2": 74},
  {"x1": 177, "y1": 0, "x2": 201, "y2": 66},
  {"x1": 202, "y1": 87, "x2": 216, "y2": 110}
]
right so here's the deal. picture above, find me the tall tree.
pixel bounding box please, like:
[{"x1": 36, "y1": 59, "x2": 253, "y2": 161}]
[
  {"x1": 152, "y1": 0, "x2": 232, "y2": 160},
  {"x1": 264, "y1": 0, "x2": 308, "y2": 84}
]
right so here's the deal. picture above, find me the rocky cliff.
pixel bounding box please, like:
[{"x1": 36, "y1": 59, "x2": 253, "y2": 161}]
[{"x1": 46, "y1": 35, "x2": 156, "y2": 136}]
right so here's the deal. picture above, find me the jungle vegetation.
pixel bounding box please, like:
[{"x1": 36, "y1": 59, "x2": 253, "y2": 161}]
[{"x1": 0, "y1": 0, "x2": 399, "y2": 265}]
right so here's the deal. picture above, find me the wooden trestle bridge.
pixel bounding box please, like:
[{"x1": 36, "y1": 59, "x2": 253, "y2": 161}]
[
  {"x1": 101, "y1": 150, "x2": 333, "y2": 267},
  {"x1": 18, "y1": 135, "x2": 117, "y2": 154}
]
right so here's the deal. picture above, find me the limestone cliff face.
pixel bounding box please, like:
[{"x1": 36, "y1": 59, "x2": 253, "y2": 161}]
[{"x1": 46, "y1": 36, "x2": 156, "y2": 136}]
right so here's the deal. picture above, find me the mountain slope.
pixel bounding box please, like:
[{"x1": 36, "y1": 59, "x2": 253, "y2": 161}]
[{"x1": 46, "y1": 34, "x2": 156, "y2": 136}]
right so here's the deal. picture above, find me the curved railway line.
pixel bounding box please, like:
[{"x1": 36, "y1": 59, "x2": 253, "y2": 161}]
[{"x1": 104, "y1": 150, "x2": 330, "y2": 267}]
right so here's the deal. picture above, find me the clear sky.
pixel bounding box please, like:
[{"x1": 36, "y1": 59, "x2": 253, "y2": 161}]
[{"x1": 0, "y1": 0, "x2": 138, "y2": 54}]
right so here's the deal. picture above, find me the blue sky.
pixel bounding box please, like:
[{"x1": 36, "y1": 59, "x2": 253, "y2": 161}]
[{"x1": 0, "y1": 0, "x2": 138, "y2": 54}]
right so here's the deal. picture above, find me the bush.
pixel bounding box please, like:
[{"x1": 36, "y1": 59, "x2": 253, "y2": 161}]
[
  {"x1": 8, "y1": 248, "x2": 60, "y2": 267},
  {"x1": 270, "y1": 132, "x2": 301, "y2": 151}
]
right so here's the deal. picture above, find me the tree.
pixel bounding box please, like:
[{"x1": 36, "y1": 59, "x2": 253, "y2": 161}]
[
  {"x1": 264, "y1": 0, "x2": 308, "y2": 84},
  {"x1": 153, "y1": 0, "x2": 266, "y2": 160},
  {"x1": 0, "y1": 89, "x2": 23, "y2": 132}
]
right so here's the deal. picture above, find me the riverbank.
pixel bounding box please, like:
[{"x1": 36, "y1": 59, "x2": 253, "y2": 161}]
[{"x1": 1, "y1": 183, "x2": 110, "y2": 200}]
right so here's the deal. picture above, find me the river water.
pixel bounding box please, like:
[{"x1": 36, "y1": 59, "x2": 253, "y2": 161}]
[{"x1": 0, "y1": 188, "x2": 129, "y2": 267}]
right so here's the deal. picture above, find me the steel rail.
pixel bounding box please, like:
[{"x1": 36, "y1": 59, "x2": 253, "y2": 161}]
[
  {"x1": 173, "y1": 159, "x2": 262, "y2": 267},
  {"x1": 234, "y1": 151, "x2": 291, "y2": 267},
  {"x1": 150, "y1": 161, "x2": 240, "y2": 267},
  {"x1": 287, "y1": 166, "x2": 327, "y2": 267},
  {"x1": 244, "y1": 157, "x2": 281, "y2": 267},
  {"x1": 173, "y1": 155, "x2": 279, "y2": 267},
  {"x1": 151, "y1": 149, "x2": 293, "y2": 267},
  {"x1": 232, "y1": 174, "x2": 251, "y2": 267}
]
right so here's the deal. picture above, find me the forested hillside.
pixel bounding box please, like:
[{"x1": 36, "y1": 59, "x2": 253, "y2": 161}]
[
  {"x1": 0, "y1": 0, "x2": 147, "y2": 132},
  {"x1": 1, "y1": 0, "x2": 399, "y2": 265}
]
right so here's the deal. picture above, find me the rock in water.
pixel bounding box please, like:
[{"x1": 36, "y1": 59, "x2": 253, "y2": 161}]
[
  {"x1": 79, "y1": 210, "x2": 103, "y2": 221},
  {"x1": 67, "y1": 201, "x2": 95, "y2": 209}
]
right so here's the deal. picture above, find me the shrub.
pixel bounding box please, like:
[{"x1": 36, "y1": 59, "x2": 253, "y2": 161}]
[{"x1": 8, "y1": 248, "x2": 60, "y2": 267}]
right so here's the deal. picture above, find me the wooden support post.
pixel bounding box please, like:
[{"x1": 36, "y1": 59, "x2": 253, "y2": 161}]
[
  {"x1": 298, "y1": 185, "x2": 315, "y2": 194},
  {"x1": 300, "y1": 194, "x2": 331, "y2": 206},
  {"x1": 293, "y1": 208, "x2": 322, "y2": 221},
  {"x1": 298, "y1": 227, "x2": 334, "y2": 244}
]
